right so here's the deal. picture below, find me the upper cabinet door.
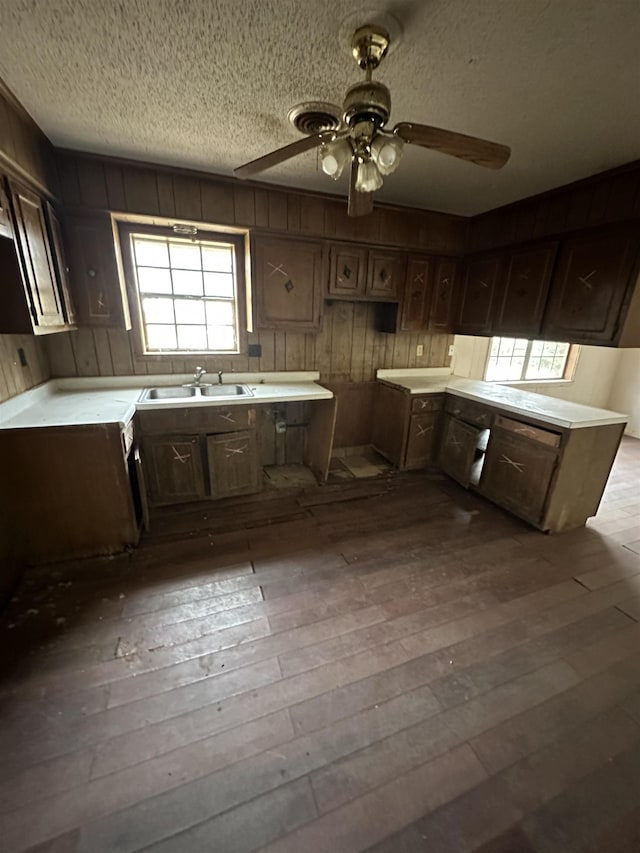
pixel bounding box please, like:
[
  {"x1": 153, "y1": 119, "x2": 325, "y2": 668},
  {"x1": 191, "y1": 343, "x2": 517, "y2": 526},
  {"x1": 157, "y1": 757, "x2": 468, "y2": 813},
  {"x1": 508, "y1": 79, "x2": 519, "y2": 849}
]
[
  {"x1": 428, "y1": 258, "x2": 458, "y2": 332},
  {"x1": 542, "y1": 228, "x2": 639, "y2": 344},
  {"x1": 0, "y1": 179, "x2": 12, "y2": 239},
  {"x1": 8, "y1": 180, "x2": 66, "y2": 329},
  {"x1": 456, "y1": 252, "x2": 503, "y2": 335},
  {"x1": 65, "y1": 212, "x2": 128, "y2": 328},
  {"x1": 493, "y1": 241, "x2": 558, "y2": 337},
  {"x1": 400, "y1": 255, "x2": 432, "y2": 331},
  {"x1": 366, "y1": 250, "x2": 406, "y2": 300},
  {"x1": 45, "y1": 203, "x2": 76, "y2": 326},
  {"x1": 328, "y1": 245, "x2": 368, "y2": 298},
  {"x1": 254, "y1": 235, "x2": 323, "y2": 330}
]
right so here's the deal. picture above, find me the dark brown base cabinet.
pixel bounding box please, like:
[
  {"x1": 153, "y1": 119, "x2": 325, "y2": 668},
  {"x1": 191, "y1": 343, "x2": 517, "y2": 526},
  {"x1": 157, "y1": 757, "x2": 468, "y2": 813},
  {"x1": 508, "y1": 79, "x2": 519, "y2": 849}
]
[
  {"x1": 137, "y1": 406, "x2": 261, "y2": 507},
  {"x1": 438, "y1": 414, "x2": 488, "y2": 488},
  {"x1": 372, "y1": 383, "x2": 443, "y2": 470}
]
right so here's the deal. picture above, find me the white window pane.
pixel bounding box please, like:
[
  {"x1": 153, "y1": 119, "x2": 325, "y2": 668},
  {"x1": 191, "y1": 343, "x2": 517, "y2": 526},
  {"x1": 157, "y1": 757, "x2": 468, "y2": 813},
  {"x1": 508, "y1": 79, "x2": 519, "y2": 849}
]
[
  {"x1": 169, "y1": 242, "x2": 201, "y2": 270},
  {"x1": 207, "y1": 326, "x2": 236, "y2": 351},
  {"x1": 137, "y1": 267, "x2": 172, "y2": 294},
  {"x1": 174, "y1": 300, "x2": 205, "y2": 324},
  {"x1": 498, "y1": 338, "x2": 515, "y2": 356},
  {"x1": 513, "y1": 339, "x2": 528, "y2": 356},
  {"x1": 489, "y1": 338, "x2": 501, "y2": 357},
  {"x1": 142, "y1": 297, "x2": 174, "y2": 324},
  {"x1": 202, "y1": 245, "x2": 234, "y2": 273},
  {"x1": 172, "y1": 269, "x2": 203, "y2": 296},
  {"x1": 530, "y1": 340, "x2": 544, "y2": 357},
  {"x1": 133, "y1": 239, "x2": 169, "y2": 267},
  {"x1": 204, "y1": 271, "x2": 234, "y2": 297},
  {"x1": 542, "y1": 341, "x2": 559, "y2": 357},
  {"x1": 508, "y1": 358, "x2": 524, "y2": 379},
  {"x1": 206, "y1": 301, "x2": 234, "y2": 325},
  {"x1": 177, "y1": 325, "x2": 207, "y2": 350},
  {"x1": 146, "y1": 325, "x2": 177, "y2": 350}
]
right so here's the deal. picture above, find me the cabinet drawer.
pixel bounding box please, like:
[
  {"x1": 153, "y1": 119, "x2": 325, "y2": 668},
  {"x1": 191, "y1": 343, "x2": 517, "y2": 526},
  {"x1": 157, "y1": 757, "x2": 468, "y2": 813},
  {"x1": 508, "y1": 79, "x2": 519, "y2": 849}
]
[
  {"x1": 494, "y1": 415, "x2": 561, "y2": 448},
  {"x1": 137, "y1": 405, "x2": 256, "y2": 435},
  {"x1": 411, "y1": 394, "x2": 444, "y2": 414},
  {"x1": 444, "y1": 396, "x2": 492, "y2": 428}
]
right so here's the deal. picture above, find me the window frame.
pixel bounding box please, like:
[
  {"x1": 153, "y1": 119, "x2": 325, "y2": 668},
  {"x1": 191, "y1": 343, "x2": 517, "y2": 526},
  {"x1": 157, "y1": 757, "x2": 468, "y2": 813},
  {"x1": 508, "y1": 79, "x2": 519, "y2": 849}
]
[
  {"x1": 484, "y1": 336, "x2": 580, "y2": 383},
  {"x1": 118, "y1": 221, "x2": 248, "y2": 358}
]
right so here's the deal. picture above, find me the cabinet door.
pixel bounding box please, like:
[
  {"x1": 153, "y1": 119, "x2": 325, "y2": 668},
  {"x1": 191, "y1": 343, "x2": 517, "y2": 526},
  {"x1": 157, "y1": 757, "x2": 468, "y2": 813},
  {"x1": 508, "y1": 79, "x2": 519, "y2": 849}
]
[
  {"x1": 45, "y1": 203, "x2": 76, "y2": 326},
  {"x1": 494, "y1": 242, "x2": 558, "y2": 337},
  {"x1": 438, "y1": 415, "x2": 485, "y2": 487},
  {"x1": 328, "y1": 244, "x2": 367, "y2": 298},
  {"x1": 207, "y1": 430, "x2": 260, "y2": 499},
  {"x1": 456, "y1": 253, "x2": 502, "y2": 335},
  {"x1": 400, "y1": 255, "x2": 432, "y2": 331},
  {"x1": 428, "y1": 258, "x2": 458, "y2": 332},
  {"x1": 366, "y1": 250, "x2": 406, "y2": 300},
  {"x1": 541, "y1": 228, "x2": 639, "y2": 344},
  {"x1": 8, "y1": 180, "x2": 66, "y2": 329},
  {"x1": 479, "y1": 428, "x2": 557, "y2": 525},
  {"x1": 143, "y1": 435, "x2": 205, "y2": 505},
  {"x1": 65, "y1": 212, "x2": 128, "y2": 327},
  {"x1": 405, "y1": 411, "x2": 440, "y2": 469},
  {"x1": 0, "y1": 178, "x2": 12, "y2": 238},
  {"x1": 254, "y1": 236, "x2": 323, "y2": 330}
]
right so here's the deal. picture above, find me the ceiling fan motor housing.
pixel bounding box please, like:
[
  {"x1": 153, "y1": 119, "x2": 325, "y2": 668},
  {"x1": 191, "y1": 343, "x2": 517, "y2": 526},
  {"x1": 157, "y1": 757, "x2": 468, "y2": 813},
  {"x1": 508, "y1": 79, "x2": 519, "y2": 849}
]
[{"x1": 343, "y1": 80, "x2": 391, "y2": 129}]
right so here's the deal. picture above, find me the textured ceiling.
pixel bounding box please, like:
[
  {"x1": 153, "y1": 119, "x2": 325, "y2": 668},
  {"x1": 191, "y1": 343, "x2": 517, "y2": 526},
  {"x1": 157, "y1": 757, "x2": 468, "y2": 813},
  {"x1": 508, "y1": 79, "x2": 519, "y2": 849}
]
[{"x1": 0, "y1": 0, "x2": 639, "y2": 215}]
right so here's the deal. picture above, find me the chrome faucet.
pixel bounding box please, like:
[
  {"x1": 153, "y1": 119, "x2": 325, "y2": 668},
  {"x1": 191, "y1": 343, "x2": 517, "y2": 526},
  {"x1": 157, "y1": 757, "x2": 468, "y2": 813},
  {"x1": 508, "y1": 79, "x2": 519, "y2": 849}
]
[
  {"x1": 193, "y1": 366, "x2": 207, "y2": 386},
  {"x1": 217, "y1": 370, "x2": 224, "y2": 385}
]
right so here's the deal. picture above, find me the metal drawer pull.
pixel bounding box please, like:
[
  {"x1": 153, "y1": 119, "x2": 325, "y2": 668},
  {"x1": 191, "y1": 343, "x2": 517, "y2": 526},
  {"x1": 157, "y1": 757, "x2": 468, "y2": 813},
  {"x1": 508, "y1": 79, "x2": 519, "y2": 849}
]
[
  {"x1": 500, "y1": 454, "x2": 525, "y2": 473},
  {"x1": 220, "y1": 412, "x2": 236, "y2": 422},
  {"x1": 514, "y1": 426, "x2": 537, "y2": 437},
  {"x1": 417, "y1": 425, "x2": 433, "y2": 437},
  {"x1": 225, "y1": 445, "x2": 247, "y2": 458},
  {"x1": 448, "y1": 437, "x2": 462, "y2": 448}
]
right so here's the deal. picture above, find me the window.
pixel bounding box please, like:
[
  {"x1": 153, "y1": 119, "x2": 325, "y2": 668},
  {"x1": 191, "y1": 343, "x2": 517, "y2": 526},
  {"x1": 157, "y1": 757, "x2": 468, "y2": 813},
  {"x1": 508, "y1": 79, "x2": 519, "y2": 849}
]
[
  {"x1": 120, "y1": 223, "x2": 245, "y2": 354},
  {"x1": 485, "y1": 337, "x2": 577, "y2": 382}
]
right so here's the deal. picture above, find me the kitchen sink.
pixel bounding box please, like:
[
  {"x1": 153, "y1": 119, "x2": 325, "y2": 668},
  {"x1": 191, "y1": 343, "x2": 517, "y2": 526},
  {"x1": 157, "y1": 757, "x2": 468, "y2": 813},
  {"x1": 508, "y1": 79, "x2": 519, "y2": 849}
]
[
  {"x1": 200, "y1": 384, "x2": 253, "y2": 397},
  {"x1": 141, "y1": 384, "x2": 253, "y2": 401},
  {"x1": 144, "y1": 386, "x2": 198, "y2": 400}
]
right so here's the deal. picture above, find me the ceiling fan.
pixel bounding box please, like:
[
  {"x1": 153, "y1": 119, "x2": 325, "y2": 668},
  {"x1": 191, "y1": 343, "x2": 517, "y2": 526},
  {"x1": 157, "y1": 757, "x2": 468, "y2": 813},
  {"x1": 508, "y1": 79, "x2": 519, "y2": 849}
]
[{"x1": 234, "y1": 24, "x2": 511, "y2": 216}]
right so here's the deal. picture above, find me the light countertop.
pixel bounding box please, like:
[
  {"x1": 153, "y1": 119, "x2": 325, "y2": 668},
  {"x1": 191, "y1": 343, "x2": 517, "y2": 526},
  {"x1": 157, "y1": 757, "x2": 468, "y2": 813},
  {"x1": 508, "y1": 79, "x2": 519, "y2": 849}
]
[
  {"x1": 377, "y1": 369, "x2": 628, "y2": 430},
  {"x1": 0, "y1": 373, "x2": 333, "y2": 430}
]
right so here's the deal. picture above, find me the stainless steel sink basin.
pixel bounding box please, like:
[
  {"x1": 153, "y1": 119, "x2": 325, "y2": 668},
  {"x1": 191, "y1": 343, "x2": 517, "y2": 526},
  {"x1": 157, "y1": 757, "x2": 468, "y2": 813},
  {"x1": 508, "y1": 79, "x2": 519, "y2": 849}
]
[
  {"x1": 200, "y1": 384, "x2": 253, "y2": 397},
  {"x1": 144, "y1": 387, "x2": 198, "y2": 400}
]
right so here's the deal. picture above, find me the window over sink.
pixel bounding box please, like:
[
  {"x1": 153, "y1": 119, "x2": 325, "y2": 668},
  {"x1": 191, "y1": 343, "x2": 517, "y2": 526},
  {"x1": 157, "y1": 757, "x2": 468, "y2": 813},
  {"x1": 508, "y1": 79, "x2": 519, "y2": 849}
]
[
  {"x1": 118, "y1": 222, "x2": 246, "y2": 355},
  {"x1": 485, "y1": 337, "x2": 579, "y2": 382}
]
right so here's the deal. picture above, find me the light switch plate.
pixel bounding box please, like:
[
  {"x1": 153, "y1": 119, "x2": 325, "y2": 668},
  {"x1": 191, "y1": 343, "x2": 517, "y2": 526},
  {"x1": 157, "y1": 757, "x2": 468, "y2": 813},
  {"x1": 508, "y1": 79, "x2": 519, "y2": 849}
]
[
  {"x1": 448, "y1": 345, "x2": 455, "y2": 357},
  {"x1": 416, "y1": 344, "x2": 424, "y2": 357}
]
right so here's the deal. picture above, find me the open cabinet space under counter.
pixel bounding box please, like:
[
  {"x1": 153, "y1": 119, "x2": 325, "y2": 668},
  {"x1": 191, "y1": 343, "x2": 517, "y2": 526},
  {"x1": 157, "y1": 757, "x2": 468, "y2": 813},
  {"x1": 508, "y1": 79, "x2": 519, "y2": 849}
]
[{"x1": 373, "y1": 369, "x2": 628, "y2": 533}]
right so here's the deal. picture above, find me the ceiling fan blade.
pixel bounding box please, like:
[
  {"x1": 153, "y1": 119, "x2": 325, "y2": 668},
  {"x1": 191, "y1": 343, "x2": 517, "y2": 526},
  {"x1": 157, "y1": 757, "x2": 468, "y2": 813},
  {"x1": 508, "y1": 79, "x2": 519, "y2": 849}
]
[
  {"x1": 394, "y1": 122, "x2": 511, "y2": 169},
  {"x1": 234, "y1": 132, "x2": 332, "y2": 179},
  {"x1": 348, "y1": 159, "x2": 374, "y2": 217}
]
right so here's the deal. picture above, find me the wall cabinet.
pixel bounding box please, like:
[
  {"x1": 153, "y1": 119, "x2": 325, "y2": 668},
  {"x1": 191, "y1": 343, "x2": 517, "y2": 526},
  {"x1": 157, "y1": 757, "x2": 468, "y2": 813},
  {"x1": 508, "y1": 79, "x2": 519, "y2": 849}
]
[
  {"x1": 254, "y1": 235, "x2": 323, "y2": 330},
  {"x1": 541, "y1": 227, "x2": 639, "y2": 345},
  {"x1": 0, "y1": 179, "x2": 12, "y2": 238},
  {"x1": 328, "y1": 243, "x2": 406, "y2": 302},
  {"x1": 479, "y1": 425, "x2": 557, "y2": 525},
  {"x1": 428, "y1": 258, "x2": 458, "y2": 332},
  {"x1": 399, "y1": 255, "x2": 432, "y2": 331},
  {"x1": 493, "y1": 241, "x2": 558, "y2": 337},
  {"x1": 456, "y1": 252, "x2": 503, "y2": 335},
  {"x1": 45, "y1": 202, "x2": 76, "y2": 325},
  {"x1": 4, "y1": 178, "x2": 69, "y2": 333},
  {"x1": 65, "y1": 212, "x2": 130, "y2": 328}
]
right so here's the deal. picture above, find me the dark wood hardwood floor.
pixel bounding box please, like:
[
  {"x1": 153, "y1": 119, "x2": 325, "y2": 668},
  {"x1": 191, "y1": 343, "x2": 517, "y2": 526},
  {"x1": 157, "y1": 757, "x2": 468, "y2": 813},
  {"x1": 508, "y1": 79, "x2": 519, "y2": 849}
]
[{"x1": 1, "y1": 437, "x2": 639, "y2": 853}]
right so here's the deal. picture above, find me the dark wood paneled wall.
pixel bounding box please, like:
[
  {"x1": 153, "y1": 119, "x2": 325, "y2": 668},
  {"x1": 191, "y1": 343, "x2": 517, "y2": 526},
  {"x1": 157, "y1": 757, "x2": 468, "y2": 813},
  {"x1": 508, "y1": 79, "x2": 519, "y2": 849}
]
[
  {"x1": 45, "y1": 303, "x2": 454, "y2": 383},
  {"x1": 0, "y1": 335, "x2": 50, "y2": 403},
  {"x1": 467, "y1": 161, "x2": 640, "y2": 253},
  {"x1": 55, "y1": 151, "x2": 467, "y2": 254}
]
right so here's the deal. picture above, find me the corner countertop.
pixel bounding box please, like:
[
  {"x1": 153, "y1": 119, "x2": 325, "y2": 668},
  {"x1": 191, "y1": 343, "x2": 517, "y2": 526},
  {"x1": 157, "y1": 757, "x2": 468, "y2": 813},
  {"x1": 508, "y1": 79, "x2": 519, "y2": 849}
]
[
  {"x1": 376, "y1": 369, "x2": 628, "y2": 430},
  {"x1": 0, "y1": 372, "x2": 333, "y2": 430}
]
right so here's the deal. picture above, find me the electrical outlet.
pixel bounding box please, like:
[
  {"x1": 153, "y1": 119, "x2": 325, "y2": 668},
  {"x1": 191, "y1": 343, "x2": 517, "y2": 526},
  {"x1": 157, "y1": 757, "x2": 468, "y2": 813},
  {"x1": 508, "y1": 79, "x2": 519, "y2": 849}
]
[
  {"x1": 448, "y1": 344, "x2": 455, "y2": 357},
  {"x1": 275, "y1": 421, "x2": 287, "y2": 434},
  {"x1": 416, "y1": 344, "x2": 424, "y2": 357}
]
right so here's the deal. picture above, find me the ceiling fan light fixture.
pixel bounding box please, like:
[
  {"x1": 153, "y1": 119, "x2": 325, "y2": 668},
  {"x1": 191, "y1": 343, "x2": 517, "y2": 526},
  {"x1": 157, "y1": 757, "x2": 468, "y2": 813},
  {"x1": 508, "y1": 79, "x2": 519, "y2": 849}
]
[
  {"x1": 371, "y1": 132, "x2": 404, "y2": 175},
  {"x1": 321, "y1": 137, "x2": 352, "y2": 180},
  {"x1": 355, "y1": 158, "x2": 383, "y2": 193}
]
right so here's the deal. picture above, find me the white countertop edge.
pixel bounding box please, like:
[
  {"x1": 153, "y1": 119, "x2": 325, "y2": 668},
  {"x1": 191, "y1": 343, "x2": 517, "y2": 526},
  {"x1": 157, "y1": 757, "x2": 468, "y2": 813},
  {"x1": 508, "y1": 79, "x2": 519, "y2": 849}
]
[
  {"x1": 135, "y1": 384, "x2": 333, "y2": 411},
  {"x1": 377, "y1": 367, "x2": 452, "y2": 379}
]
